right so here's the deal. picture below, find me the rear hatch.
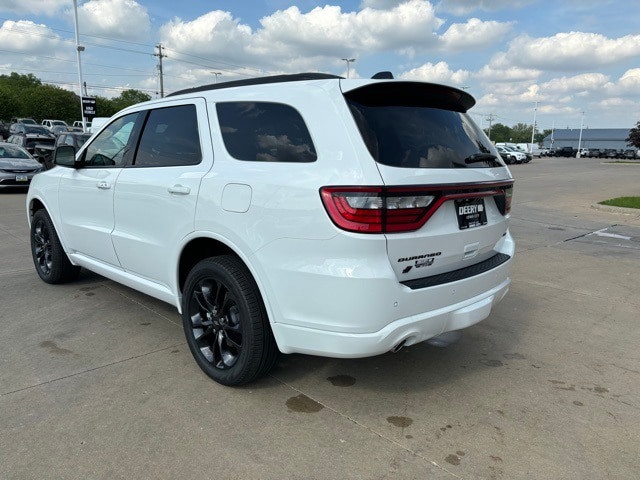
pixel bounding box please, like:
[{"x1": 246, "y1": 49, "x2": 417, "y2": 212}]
[{"x1": 336, "y1": 80, "x2": 513, "y2": 283}]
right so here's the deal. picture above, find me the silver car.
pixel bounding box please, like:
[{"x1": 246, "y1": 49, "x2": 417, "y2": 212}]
[{"x1": 0, "y1": 143, "x2": 43, "y2": 189}]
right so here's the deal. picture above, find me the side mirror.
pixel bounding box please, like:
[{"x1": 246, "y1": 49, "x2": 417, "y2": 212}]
[{"x1": 54, "y1": 145, "x2": 77, "y2": 167}]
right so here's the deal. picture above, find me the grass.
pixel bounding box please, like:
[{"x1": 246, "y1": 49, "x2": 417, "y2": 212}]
[{"x1": 599, "y1": 197, "x2": 640, "y2": 209}]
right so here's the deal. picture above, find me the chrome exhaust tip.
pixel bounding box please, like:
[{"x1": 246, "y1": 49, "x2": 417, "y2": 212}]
[
  {"x1": 426, "y1": 331, "x2": 462, "y2": 348},
  {"x1": 390, "y1": 339, "x2": 407, "y2": 353}
]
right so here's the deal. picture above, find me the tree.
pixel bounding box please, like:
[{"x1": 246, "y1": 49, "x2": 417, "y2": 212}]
[
  {"x1": 109, "y1": 89, "x2": 151, "y2": 112},
  {"x1": 510, "y1": 123, "x2": 533, "y2": 143},
  {"x1": 484, "y1": 123, "x2": 511, "y2": 142},
  {"x1": 626, "y1": 121, "x2": 640, "y2": 149}
]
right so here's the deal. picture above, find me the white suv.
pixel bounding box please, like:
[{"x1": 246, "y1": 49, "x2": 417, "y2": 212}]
[{"x1": 27, "y1": 73, "x2": 515, "y2": 386}]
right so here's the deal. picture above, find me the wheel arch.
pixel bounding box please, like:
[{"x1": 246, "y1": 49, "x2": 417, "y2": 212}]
[{"x1": 177, "y1": 236, "x2": 276, "y2": 327}]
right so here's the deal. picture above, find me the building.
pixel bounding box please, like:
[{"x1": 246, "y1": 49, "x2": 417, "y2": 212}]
[{"x1": 542, "y1": 128, "x2": 633, "y2": 150}]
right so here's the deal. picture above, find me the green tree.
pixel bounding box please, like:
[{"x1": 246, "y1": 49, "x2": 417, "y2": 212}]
[
  {"x1": 510, "y1": 123, "x2": 533, "y2": 143},
  {"x1": 110, "y1": 89, "x2": 151, "y2": 112},
  {"x1": 626, "y1": 121, "x2": 640, "y2": 149},
  {"x1": 484, "y1": 123, "x2": 511, "y2": 142}
]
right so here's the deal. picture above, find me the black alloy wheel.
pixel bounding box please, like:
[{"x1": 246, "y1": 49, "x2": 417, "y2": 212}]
[
  {"x1": 30, "y1": 209, "x2": 81, "y2": 284},
  {"x1": 182, "y1": 256, "x2": 278, "y2": 386}
]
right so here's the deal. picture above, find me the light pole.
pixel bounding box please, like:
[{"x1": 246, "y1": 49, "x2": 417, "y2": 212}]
[
  {"x1": 212, "y1": 72, "x2": 222, "y2": 83},
  {"x1": 530, "y1": 101, "x2": 538, "y2": 154},
  {"x1": 577, "y1": 111, "x2": 585, "y2": 157},
  {"x1": 72, "y1": 0, "x2": 86, "y2": 130},
  {"x1": 341, "y1": 58, "x2": 355, "y2": 78}
]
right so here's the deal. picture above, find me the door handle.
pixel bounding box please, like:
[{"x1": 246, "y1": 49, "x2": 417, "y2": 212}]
[
  {"x1": 97, "y1": 181, "x2": 111, "y2": 190},
  {"x1": 168, "y1": 184, "x2": 191, "y2": 195}
]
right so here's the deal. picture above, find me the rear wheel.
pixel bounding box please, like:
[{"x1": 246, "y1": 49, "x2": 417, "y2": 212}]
[
  {"x1": 182, "y1": 256, "x2": 278, "y2": 386},
  {"x1": 30, "y1": 209, "x2": 81, "y2": 284}
]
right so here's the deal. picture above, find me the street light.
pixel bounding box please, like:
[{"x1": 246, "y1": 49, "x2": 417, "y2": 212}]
[
  {"x1": 212, "y1": 72, "x2": 222, "y2": 83},
  {"x1": 577, "y1": 111, "x2": 585, "y2": 157},
  {"x1": 530, "y1": 101, "x2": 538, "y2": 154},
  {"x1": 341, "y1": 58, "x2": 356, "y2": 78},
  {"x1": 72, "y1": 0, "x2": 86, "y2": 131}
]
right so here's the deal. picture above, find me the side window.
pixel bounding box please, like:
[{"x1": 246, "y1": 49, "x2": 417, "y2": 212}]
[
  {"x1": 65, "y1": 136, "x2": 75, "y2": 146},
  {"x1": 134, "y1": 104, "x2": 202, "y2": 167},
  {"x1": 83, "y1": 113, "x2": 140, "y2": 167},
  {"x1": 216, "y1": 102, "x2": 317, "y2": 163}
]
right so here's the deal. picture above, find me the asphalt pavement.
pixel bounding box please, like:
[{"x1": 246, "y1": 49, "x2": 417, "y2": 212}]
[{"x1": 1, "y1": 157, "x2": 639, "y2": 479}]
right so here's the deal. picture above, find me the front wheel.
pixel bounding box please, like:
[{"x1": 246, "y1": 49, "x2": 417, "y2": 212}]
[
  {"x1": 182, "y1": 256, "x2": 278, "y2": 386},
  {"x1": 30, "y1": 209, "x2": 81, "y2": 284}
]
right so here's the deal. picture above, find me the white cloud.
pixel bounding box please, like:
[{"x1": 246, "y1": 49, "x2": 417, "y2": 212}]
[
  {"x1": 78, "y1": 0, "x2": 150, "y2": 40},
  {"x1": 504, "y1": 32, "x2": 640, "y2": 70},
  {"x1": 400, "y1": 61, "x2": 470, "y2": 85},
  {"x1": 0, "y1": 0, "x2": 68, "y2": 16},
  {"x1": 440, "y1": 18, "x2": 513, "y2": 50},
  {"x1": 0, "y1": 20, "x2": 68, "y2": 54},
  {"x1": 540, "y1": 73, "x2": 610, "y2": 94},
  {"x1": 437, "y1": 0, "x2": 534, "y2": 15},
  {"x1": 359, "y1": 0, "x2": 406, "y2": 8}
]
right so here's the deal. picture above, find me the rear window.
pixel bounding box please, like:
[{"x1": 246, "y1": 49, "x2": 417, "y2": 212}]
[{"x1": 346, "y1": 84, "x2": 503, "y2": 169}]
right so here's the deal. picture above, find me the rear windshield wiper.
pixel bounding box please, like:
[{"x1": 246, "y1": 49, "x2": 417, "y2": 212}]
[{"x1": 464, "y1": 153, "x2": 499, "y2": 164}]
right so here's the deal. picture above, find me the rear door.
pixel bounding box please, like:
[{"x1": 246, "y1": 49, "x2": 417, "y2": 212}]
[
  {"x1": 111, "y1": 98, "x2": 212, "y2": 287},
  {"x1": 342, "y1": 81, "x2": 513, "y2": 282}
]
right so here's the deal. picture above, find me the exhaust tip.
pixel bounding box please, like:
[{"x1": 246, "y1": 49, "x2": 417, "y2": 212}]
[
  {"x1": 390, "y1": 339, "x2": 407, "y2": 353},
  {"x1": 426, "y1": 331, "x2": 462, "y2": 348}
]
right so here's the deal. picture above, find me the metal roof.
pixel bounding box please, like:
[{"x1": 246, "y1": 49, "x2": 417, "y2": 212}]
[{"x1": 543, "y1": 128, "x2": 630, "y2": 142}]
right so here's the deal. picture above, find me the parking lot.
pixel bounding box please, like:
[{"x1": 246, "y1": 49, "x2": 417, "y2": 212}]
[{"x1": 1, "y1": 156, "x2": 639, "y2": 479}]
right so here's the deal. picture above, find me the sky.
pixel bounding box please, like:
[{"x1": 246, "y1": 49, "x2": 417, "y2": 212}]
[{"x1": 0, "y1": 0, "x2": 639, "y2": 131}]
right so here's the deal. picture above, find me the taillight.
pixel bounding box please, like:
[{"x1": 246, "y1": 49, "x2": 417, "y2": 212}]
[
  {"x1": 320, "y1": 187, "x2": 435, "y2": 233},
  {"x1": 321, "y1": 181, "x2": 514, "y2": 234}
]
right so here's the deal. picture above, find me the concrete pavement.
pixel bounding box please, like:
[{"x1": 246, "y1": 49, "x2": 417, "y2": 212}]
[{"x1": 1, "y1": 157, "x2": 639, "y2": 479}]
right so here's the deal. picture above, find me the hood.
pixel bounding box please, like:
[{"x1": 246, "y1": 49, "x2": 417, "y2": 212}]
[{"x1": 0, "y1": 157, "x2": 42, "y2": 170}]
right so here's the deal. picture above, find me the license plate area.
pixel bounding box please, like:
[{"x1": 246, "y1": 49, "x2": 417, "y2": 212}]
[
  {"x1": 455, "y1": 198, "x2": 487, "y2": 230},
  {"x1": 16, "y1": 174, "x2": 28, "y2": 182}
]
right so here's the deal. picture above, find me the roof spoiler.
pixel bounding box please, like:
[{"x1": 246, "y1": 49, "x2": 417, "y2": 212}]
[{"x1": 371, "y1": 71, "x2": 394, "y2": 79}]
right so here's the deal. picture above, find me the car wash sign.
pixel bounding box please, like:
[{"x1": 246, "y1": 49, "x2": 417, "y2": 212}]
[{"x1": 82, "y1": 97, "x2": 97, "y2": 119}]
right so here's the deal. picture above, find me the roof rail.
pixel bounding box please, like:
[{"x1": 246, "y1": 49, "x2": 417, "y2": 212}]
[{"x1": 168, "y1": 72, "x2": 343, "y2": 97}]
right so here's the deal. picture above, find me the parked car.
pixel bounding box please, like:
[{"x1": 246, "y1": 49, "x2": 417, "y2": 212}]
[
  {"x1": 622, "y1": 149, "x2": 638, "y2": 159},
  {"x1": 28, "y1": 72, "x2": 515, "y2": 386},
  {"x1": 556, "y1": 147, "x2": 576, "y2": 157},
  {"x1": 42, "y1": 119, "x2": 68, "y2": 131},
  {"x1": 10, "y1": 117, "x2": 37, "y2": 125},
  {"x1": 496, "y1": 146, "x2": 516, "y2": 164},
  {"x1": 6, "y1": 127, "x2": 56, "y2": 165},
  {"x1": 0, "y1": 142, "x2": 43, "y2": 189},
  {"x1": 499, "y1": 146, "x2": 527, "y2": 164},
  {"x1": 0, "y1": 121, "x2": 10, "y2": 140}
]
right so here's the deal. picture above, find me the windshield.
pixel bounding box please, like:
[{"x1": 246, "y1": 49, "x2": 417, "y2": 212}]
[
  {"x1": 25, "y1": 126, "x2": 50, "y2": 135},
  {"x1": 0, "y1": 145, "x2": 31, "y2": 159},
  {"x1": 348, "y1": 99, "x2": 503, "y2": 169}
]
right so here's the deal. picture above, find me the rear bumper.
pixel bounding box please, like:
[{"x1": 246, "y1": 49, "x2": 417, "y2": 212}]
[
  {"x1": 257, "y1": 231, "x2": 515, "y2": 358},
  {"x1": 272, "y1": 276, "x2": 510, "y2": 357}
]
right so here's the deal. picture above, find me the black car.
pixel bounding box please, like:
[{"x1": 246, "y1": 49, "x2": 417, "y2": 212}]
[
  {"x1": 7, "y1": 131, "x2": 56, "y2": 166},
  {"x1": 557, "y1": 147, "x2": 576, "y2": 157}
]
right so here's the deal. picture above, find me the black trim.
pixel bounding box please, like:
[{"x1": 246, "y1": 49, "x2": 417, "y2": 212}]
[
  {"x1": 168, "y1": 73, "x2": 342, "y2": 97},
  {"x1": 401, "y1": 253, "x2": 511, "y2": 290}
]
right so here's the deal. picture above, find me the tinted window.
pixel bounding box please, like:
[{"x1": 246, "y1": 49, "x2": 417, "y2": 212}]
[
  {"x1": 83, "y1": 112, "x2": 140, "y2": 167},
  {"x1": 347, "y1": 91, "x2": 503, "y2": 169},
  {"x1": 216, "y1": 102, "x2": 317, "y2": 163},
  {"x1": 134, "y1": 105, "x2": 202, "y2": 167}
]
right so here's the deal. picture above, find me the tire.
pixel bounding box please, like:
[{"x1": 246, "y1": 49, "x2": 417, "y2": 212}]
[
  {"x1": 30, "y1": 209, "x2": 81, "y2": 284},
  {"x1": 182, "y1": 255, "x2": 278, "y2": 386}
]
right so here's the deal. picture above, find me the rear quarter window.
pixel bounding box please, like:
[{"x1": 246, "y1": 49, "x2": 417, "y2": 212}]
[{"x1": 216, "y1": 102, "x2": 317, "y2": 163}]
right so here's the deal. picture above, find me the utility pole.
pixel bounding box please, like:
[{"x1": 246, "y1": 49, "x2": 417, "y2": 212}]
[
  {"x1": 212, "y1": 72, "x2": 222, "y2": 83},
  {"x1": 486, "y1": 113, "x2": 496, "y2": 141},
  {"x1": 530, "y1": 101, "x2": 538, "y2": 153},
  {"x1": 577, "y1": 111, "x2": 585, "y2": 157},
  {"x1": 550, "y1": 120, "x2": 555, "y2": 149},
  {"x1": 154, "y1": 43, "x2": 167, "y2": 98},
  {"x1": 341, "y1": 58, "x2": 355, "y2": 78}
]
